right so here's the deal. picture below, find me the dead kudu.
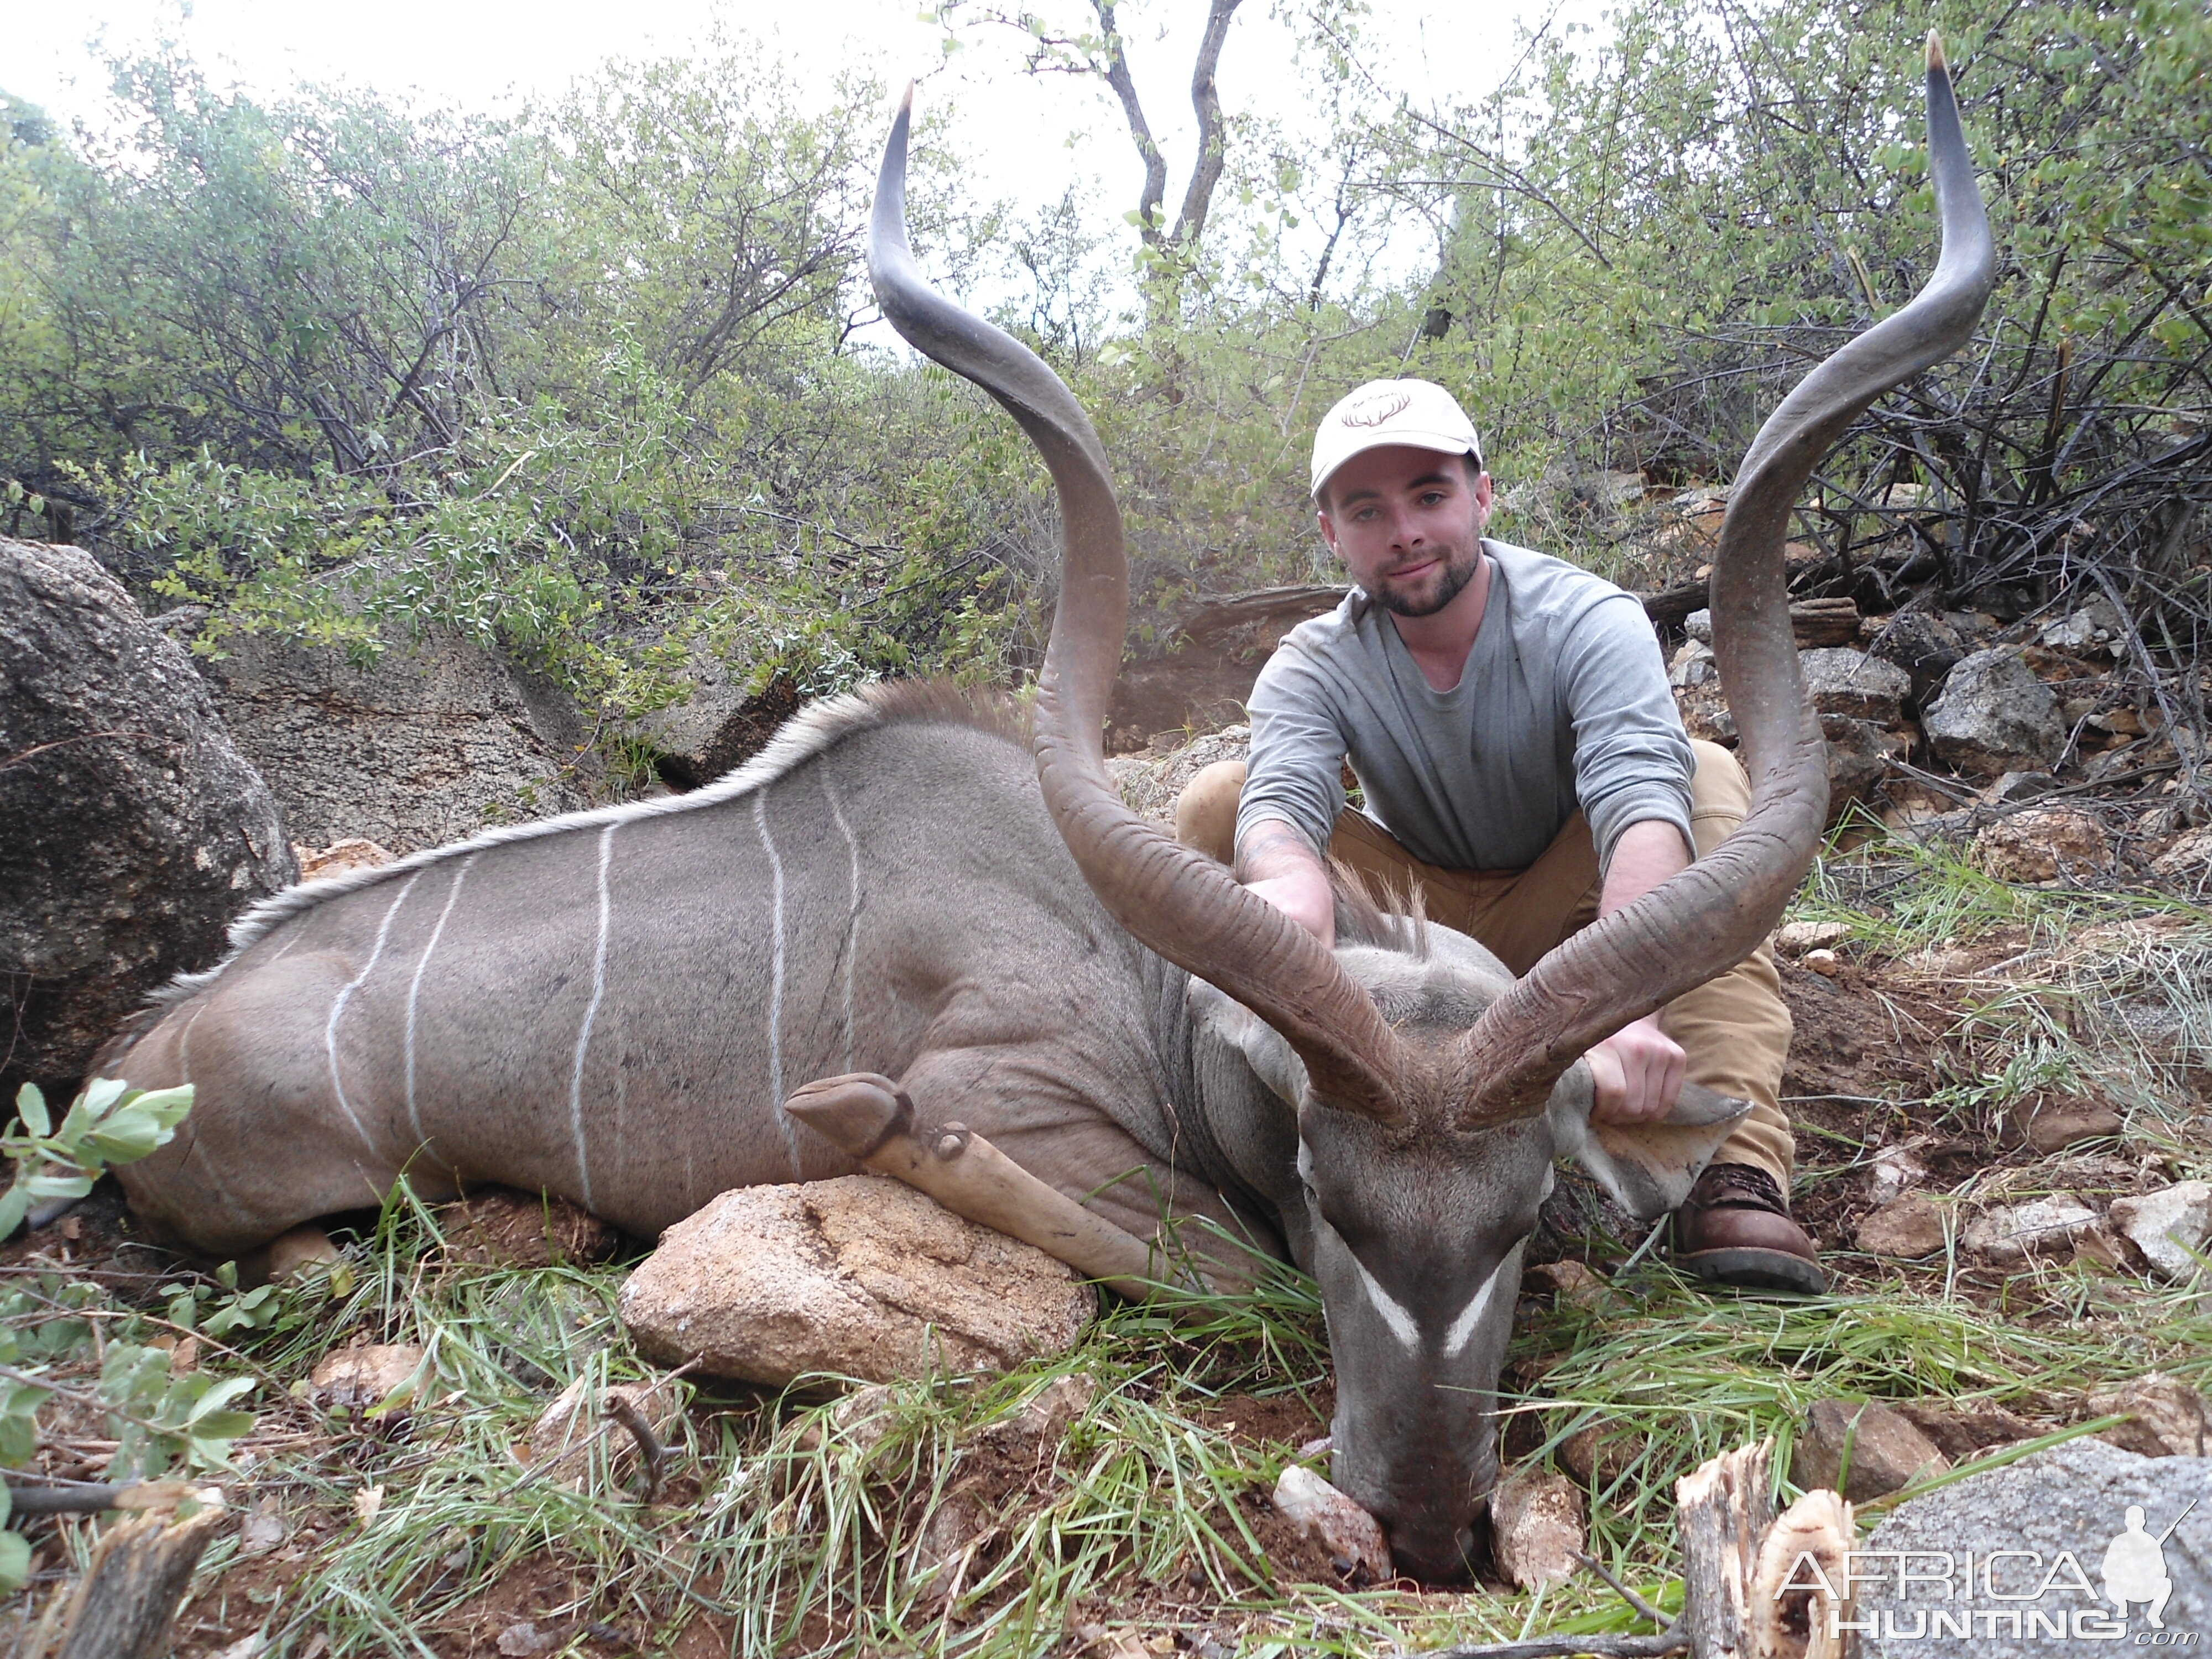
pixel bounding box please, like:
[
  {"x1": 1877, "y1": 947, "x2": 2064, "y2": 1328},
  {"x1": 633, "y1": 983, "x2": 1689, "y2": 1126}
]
[{"x1": 98, "y1": 43, "x2": 1991, "y2": 1582}]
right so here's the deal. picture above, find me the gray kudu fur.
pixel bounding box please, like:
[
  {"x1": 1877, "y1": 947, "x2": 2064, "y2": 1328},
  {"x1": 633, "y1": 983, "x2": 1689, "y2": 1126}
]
[{"x1": 98, "y1": 39, "x2": 1991, "y2": 1581}]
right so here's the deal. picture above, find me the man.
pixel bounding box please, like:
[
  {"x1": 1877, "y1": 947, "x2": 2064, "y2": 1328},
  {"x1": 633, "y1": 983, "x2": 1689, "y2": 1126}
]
[{"x1": 1172, "y1": 377, "x2": 1822, "y2": 1293}]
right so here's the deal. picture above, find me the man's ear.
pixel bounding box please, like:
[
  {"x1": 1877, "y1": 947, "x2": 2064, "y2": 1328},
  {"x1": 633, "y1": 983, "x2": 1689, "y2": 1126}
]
[
  {"x1": 1546, "y1": 1064, "x2": 1752, "y2": 1221},
  {"x1": 1186, "y1": 980, "x2": 1308, "y2": 1107}
]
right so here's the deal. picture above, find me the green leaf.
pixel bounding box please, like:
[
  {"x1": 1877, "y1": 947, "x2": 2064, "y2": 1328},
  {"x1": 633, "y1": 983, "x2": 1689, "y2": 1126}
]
[
  {"x1": 185, "y1": 1375, "x2": 256, "y2": 1425},
  {"x1": 0, "y1": 1189, "x2": 27, "y2": 1242},
  {"x1": 79, "y1": 1078, "x2": 128, "y2": 1119},
  {"x1": 14, "y1": 1085, "x2": 49, "y2": 1138},
  {"x1": 0, "y1": 1530, "x2": 28, "y2": 1595}
]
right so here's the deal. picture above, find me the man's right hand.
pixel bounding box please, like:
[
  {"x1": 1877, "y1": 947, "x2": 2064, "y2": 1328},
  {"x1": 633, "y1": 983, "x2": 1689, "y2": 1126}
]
[{"x1": 1234, "y1": 817, "x2": 1337, "y2": 950}]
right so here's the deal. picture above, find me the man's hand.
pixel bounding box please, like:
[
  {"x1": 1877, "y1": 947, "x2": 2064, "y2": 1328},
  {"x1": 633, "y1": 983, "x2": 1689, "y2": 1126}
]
[
  {"x1": 1589, "y1": 818, "x2": 1696, "y2": 1123},
  {"x1": 1586, "y1": 1014, "x2": 1687, "y2": 1124},
  {"x1": 1235, "y1": 817, "x2": 1335, "y2": 949}
]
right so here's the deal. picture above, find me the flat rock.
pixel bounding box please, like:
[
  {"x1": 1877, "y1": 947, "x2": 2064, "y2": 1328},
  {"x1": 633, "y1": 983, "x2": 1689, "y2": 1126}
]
[
  {"x1": 311, "y1": 1343, "x2": 425, "y2": 1410},
  {"x1": 2010, "y1": 1097, "x2": 2125, "y2": 1152},
  {"x1": 1862, "y1": 608, "x2": 1965, "y2": 698},
  {"x1": 1801, "y1": 647, "x2": 1912, "y2": 725},
  {"x1": 1858, "y1": 1192, "x2": 1948, "y2": 1259},
  {"x1": 1272, "y1": 1464, "x2": 1391, "y2": 1584},
  {"x1": 618, "y1": 1176, "x2": 1096, "y2": 1385},
  {"x1": 1975, "y1": 806, "x2": 2112, "y2": 883},
  {"x1": 1858, "y1": 1438, "x2": 2212, "y2": 1656},
  {"x1": 0, "y1": 540, "x2": 295, "y2": 1097},
  {"x1": 1793, "y1": 1397, "x2": 1949, "y2": 1500},
  {"x1": 1865, "y1": 1144, "x2": 1929, "y2": 1207},
  {"x1": 1923, "y1": 649, "x2": 2064, "y2": 775},
  {"x1": 2109, "y1": 1183, "x2": 2212, "y2": 1278},
  {"x1": 633, "y1": 655, "x2": 797, "y2": 789},
  {"x1": 1892, "y1": 1401, "x2": 2040, "y2": 1463},
  {"x1": 1489, "y1": 1464, "x2": 1585, "y2": 1589},
  {"x1": 1963, "y1": 1193, "x2": 2098, "y2": 1263},
  {"x1": 2089, "y1": 1375, "x2": 2212, "y2": 1459},
  {"x1": 1776, "y1": 920, "x2": 1853, "y2": 958}
]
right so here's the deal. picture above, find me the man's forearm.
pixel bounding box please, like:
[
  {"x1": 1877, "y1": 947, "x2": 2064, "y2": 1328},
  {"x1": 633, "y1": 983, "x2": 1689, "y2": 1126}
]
[
  {"x1": 1598, "y1": 818, "x2": 1693, "y2": 918},
  {"x1": 1234, "y1": 816, "x2": 1336, "y2": 948}
]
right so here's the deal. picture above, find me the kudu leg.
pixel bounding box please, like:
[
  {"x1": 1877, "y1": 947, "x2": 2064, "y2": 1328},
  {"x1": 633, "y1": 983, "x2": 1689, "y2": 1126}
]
[{"x1": 784, "y1": 1073, "x2": 1201, "y2": 1300}]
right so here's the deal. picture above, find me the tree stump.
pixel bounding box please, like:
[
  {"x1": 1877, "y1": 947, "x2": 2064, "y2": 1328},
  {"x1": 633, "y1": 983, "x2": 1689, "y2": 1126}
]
[{"x1": 28, "y1": 1501, "x2": 226, "y2": 1659}]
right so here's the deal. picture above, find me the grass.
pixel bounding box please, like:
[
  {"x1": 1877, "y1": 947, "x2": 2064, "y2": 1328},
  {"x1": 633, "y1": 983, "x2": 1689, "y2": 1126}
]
[{"x1": 9, "y1": 826, "x2": 2212, "y2": 1656}]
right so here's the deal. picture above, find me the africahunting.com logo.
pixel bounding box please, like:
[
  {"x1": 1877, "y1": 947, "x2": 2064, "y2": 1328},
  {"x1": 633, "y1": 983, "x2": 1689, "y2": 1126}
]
[{"x1": 1780, "y1": 1500, "x2": 2200, "y2": 1645}]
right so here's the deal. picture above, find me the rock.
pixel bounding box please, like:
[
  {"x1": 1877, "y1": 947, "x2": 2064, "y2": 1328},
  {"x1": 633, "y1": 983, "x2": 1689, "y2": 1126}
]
[
  {"x1": 1670, "y1": 638, "x2": 1718, "y2": 687},
  {"x1": 1685, "y1": 608, "x2": 1714, "y2": 643},
  {"x1": 634, "y1": 658, "x2": 799, "y2": 789},
  {"x1": 1891, "y1": 1401, "x2": 2039, "y2": 1463},
  {"x1": 1776, "y1": 920, "x2": 1851, "y2": 957},
  {"x1": 265, "y1": 1225, "x2": 343, "y2": 1281},
  {"x1": 618, "y1": 1176, "x2": 1096, "y2": 1385},
  {"x1": 1525, "y1": 1260, "x2": 1607, "y2": 1306},
  {"x1": 1803, "y1": 947, "x2": 1841, "y2": 977},
  {"x1": 1560, "y1": 1425, "x2": 1646, "y2": 1491},
  {"x1": 1800, "y1": 648, "x2": 1912, "y2": 724},
  {"x1": 1857, "y1": 1438, "x2": 2212, "y2": 1656},
  {"x1": 1271, "y1": 1464, "x2": 1391, "y2": 1583},
  {"x1": 1862, "y1": 608, "x2": 1965, "y2": 700},
  {"x1": 0, "y1": 539, "x2": 295, "y2": 1098},
  {"x1": 2088, "y1": 1375, "x2": 2212, "y2": 1458},
  {"x1": 1922, "y1": 650, "x2": 2064, "y2": 775},
  {"x1": 1674, "y1": 682, "x2": 1738, "y2": 746},
  {"x1": 2037, "y1": 599, "x2": 2125, "y2": 653},
  {"x1": 1792, "y1": 1398, "x2": 1949, "y2": 1500},
  {"x1": 1001, "y1": 1373, "x2": 1097, "y2": 1443},
  {"x1": 190, "y1": 615, "x2": 597, "y2": 855},
  {"x1": 437, "y1": 1187, "x2": 620, "y2": 1269},
  {"x1": 294, "y1": 838, "x2": 394, "y2": 880},
  {"x1": 1489, "y1": 1464, "x2": 1585, "y2": 1589},
  {"x1": 1974, "y1": 806, "x2": 2111, "y2": 882},
  {"x1": 1865, "y1": 1144, "x2": 1929, "y2": 1207},
  {"x1": 2109, "y1": 1183, "x2": 2212, "y2": 1278},
  {"x1": 2152, "y1": 825, "x2": 2212, "y2": 887},
  {"x1": 1790, "y1": 597, "x2": 1864, "y2": 649},
  {"x1": 237, "y1": 1495, "x2": 288, "y2": 1557},
  {"x1": 497, "y1": 1623, "x2": 559, "y2": 1656},
  {"x1": 1820, "y1": 714, "x2": 1891, "y2": 821},
  {"x1": 1983, "y1": 769, "x2": 2059, "y2": 804},
  {"x1": 1858, "y1": 1192, "x2": 1948, "y2": 1258},
  {"x1": 1106, "y1": 725, "x2": 1250, "y2": 825},
  {"x1": 2008, "y1": 1097, "x2": 2125, "y2": 1153},
  {"x1": 1961, "y1": 1194, "x2": 2099, "y2": 1263},
  {"x1": 311, "y1": 1343, "x2": 425, "y2": 1410}
]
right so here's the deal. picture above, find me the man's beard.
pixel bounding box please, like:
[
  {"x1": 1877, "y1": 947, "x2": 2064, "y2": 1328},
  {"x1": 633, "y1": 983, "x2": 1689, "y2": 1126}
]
[{"x1": 1371, "y1": 541, "x2": 1483, "y2": 618}]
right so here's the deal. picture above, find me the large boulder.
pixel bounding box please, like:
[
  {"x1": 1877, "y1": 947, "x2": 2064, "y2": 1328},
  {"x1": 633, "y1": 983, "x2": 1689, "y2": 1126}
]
[
  {"x1": 619, "y1": 1176, "x2": 1097, "y2": 1386},
  {"x1": 633, "y1": 648, "x2": 799, "y2": 789},
  {"x1": 1923, "y1": 649, "x2": 2064, "y2": 775},
  {"x1": 185, "y1": 617, "x2": 597, "y2": 854},
  {"x1": 0, "y1": 541, "x2": 295, "y2": 1098},
  {"x1": 1856, "y1": 1439, "x2": 2212, "y2": 1656},
  {"x1": 1799, "y1": 648, "x2": 1912, "y2": 726}
]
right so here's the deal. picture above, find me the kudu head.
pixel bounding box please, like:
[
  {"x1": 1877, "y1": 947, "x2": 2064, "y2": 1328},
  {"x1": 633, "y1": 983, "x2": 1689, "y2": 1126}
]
[{"x1": 867, "y1": 34, "x2": 1991, "y2": 1582}]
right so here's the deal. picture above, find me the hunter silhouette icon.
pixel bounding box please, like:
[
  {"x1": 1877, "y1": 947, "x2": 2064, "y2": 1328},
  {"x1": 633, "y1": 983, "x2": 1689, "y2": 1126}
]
[{"x1": 2104, "y1": 1500, "x2": 2196, "y2": 1627}]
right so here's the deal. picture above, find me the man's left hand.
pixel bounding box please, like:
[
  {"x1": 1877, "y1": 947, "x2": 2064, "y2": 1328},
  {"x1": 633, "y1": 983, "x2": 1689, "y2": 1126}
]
[{"x1": 1587, "y1": 1014, "x2": 1687, "y2": 1124}]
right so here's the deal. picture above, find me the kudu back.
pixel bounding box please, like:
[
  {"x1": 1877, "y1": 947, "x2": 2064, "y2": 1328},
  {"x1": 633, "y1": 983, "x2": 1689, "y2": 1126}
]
[{"x1": 101, "y1": 39, "x2": 1990, "y2": 1582}]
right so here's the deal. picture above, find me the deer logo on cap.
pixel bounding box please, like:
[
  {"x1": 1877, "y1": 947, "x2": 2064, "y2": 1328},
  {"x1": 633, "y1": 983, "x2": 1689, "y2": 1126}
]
[{"x1": 1341, "y1": 389, "x2": 1413, "y2": 427}]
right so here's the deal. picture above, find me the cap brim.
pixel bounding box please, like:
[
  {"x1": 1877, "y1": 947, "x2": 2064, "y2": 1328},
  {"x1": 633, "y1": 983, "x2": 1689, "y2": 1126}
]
[{"x1": 1312, "y1": 430, "x2": 1482, "y2": 498}]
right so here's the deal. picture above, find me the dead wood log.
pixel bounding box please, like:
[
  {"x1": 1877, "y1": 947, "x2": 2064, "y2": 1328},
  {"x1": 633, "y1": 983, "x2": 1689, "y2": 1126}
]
[{"x1": 27, "y1": 1496, "x2": 226, "y2": 1659}]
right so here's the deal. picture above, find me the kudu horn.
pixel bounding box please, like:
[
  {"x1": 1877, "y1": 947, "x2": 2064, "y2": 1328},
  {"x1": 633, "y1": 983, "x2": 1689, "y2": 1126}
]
[
  {"x1": 1450, "y1": 33, "x2": 1996, "y2": 1123},
  {"x1": 866, "y1": 85, "x2": 1408, "y2": 1123}
]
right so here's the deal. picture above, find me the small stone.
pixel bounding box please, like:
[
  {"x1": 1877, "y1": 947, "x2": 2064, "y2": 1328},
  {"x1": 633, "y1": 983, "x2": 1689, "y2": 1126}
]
[
  {"x1": 294, "y1": 838, "x2": 395, "y2": 881},
  {"x1": 1525, "y1": 1260, "x2": 1607, "y2": 1305},
  {"x1": 237, "y1": 1496, "x2": 288, "y2": 1557},
  {"x1": 1865, "y1": 1144, "x2": 1928, "y2": 1208},
  {"x1": 496, "y1": 1623, "x2": 559, "y2": 1656},
  {"x1": 1684, "y1": 607, "x2": 1713, "y2": 643},
  {"x1": 1984, "y1": 769, "x2": 2059, "y2": 804},
  {"x1": 1856, "y1": 1192, "x2": 1948, "y2": 1258},
  {"x1": 1271, "y1": 1464, "x2": 1391, "y2": 1583},
  {"x1": 2108, "y1": 1182, "x2": 2212, "y2": 1278},
  {"x1": 1799, "y1": 648, "x2": 1912, "y2": 725},
  {"x1": 311, "y1": 1343, "x2": 425, "y2": 1410},
  {"x1": 1559, "y1": 1425, "x2": 1645, "y2": 1491},
  {"x1": 1924, "y1": 649, "x2": 2065, "y2": 775},
  {"x1": 1489, "y1": 1464, "x2": 1586, "y2": 1590},
  {"x1": 1891, "y1": 1401, "x2": 2039, "y2": 1463},
  {"x1": 2088, "y1": 1374, "x2": 2212, "y2": 1458},
  {"x1": 2010, "y1": 1097, "x2": 2124, "y2": 1153},
  {"x1": 1802, "y1": 948, "x2": 1841, "y2": 977},
  {"x1": 1001, "y1": 1373, "x2": 1098, "y2": 1443},
  {"x1": 1792, "y1": 1398, "x2": 1949, "y2": 1500},
  {"x1": 265, "y1": 1225, "x2": 343, "y2": 1281},
  {"x1": 1975, "y1": 807, "x2": 2111, "y2": 882},
  {"x1": 1776, "y1": 920, "x2": 1851, "y2": 957},
  {"x1": 1862, "y1": 608, "x2": 1965, "y2": 699},
  {"x1": 1961, "y1": 1194, "x2": 2098, "y2": 1263}
]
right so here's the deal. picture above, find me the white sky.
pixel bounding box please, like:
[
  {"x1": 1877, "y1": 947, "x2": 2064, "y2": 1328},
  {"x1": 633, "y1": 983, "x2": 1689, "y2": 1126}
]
[{"x1": 7, "y1": 0, "x2": 1598, "y2": 250}]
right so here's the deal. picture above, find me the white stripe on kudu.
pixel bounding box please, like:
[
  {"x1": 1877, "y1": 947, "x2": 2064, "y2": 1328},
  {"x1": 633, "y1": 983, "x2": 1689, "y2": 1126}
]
[
  {"x1": 754, "y1": 792, "x2": 800, "y2": 1176},
  {"x1": 405, "y1": 854, "x2": 476, "y2": 1155},
  {"x1": 568, "y1": 825, "x2": 617, "y2": 1211},
  {"x1": 822, "y1": 775, "x2": 862, "y2": 1074},
  {"x1": 1351, "y1": 1253, "x2": 1422, "y2": 1351},
  {"x1": 325, "y1": 871, "x2": 423, "y2": 1154},
  {"x1": 1442, "y1": 1244, "x2": 1522, "y2": 1359}
]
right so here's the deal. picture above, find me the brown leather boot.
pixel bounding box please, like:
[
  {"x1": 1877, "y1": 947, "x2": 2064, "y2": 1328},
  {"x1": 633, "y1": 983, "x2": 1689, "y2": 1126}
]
[{"x1": 1673, "y1": 1164, "x2": 1827, "y2": 1295}]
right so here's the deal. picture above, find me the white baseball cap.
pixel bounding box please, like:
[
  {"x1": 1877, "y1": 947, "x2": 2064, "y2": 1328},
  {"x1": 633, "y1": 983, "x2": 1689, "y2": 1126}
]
[{"x1": 1310, "y1": 378, "x2": 1484, "y2": 500}]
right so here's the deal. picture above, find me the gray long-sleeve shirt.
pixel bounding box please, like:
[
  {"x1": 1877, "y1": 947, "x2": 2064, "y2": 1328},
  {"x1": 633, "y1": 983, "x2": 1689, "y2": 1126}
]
[{"x1": 1234, "y1": 539, "x2": 1694, "y2": 874}]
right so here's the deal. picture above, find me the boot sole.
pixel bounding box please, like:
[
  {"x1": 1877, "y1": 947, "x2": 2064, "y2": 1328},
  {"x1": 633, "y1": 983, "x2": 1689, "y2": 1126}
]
[{"x1": 1677, "y1": 1245, "x2": 1828, "y2": 1296}]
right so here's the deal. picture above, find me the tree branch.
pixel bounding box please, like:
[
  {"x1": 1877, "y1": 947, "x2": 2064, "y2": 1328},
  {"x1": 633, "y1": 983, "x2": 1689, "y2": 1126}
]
[{"x1": 1167, "y1": 0, "x2": 1243, "y2": 252}]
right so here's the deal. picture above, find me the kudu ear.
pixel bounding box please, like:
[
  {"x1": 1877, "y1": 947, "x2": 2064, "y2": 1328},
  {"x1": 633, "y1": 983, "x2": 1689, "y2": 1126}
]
[
  {"x1": 1545, "y1": 1063, "x2": 1752, "y2": 1222},
  {"x1": 1186, "y1": 980, "x2": 1308, "y2": 1107}
]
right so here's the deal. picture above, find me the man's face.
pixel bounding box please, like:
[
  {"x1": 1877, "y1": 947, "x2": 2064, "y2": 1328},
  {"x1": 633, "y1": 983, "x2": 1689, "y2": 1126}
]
[{"x1": 1316, "y1": 445, "x2": 1494, "y2": 619}]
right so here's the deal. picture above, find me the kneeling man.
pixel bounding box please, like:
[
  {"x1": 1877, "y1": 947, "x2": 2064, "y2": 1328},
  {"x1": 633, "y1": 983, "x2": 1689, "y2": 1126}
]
[{"x1": 1175, "y1": 378, "x2": 1821, "y2": 1293}]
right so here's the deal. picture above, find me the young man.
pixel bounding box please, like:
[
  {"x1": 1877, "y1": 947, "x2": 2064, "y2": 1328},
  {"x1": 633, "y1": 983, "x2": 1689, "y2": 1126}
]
[{"x1": 1172, "y1": 378, "x2": 1823, "y2": 1293}]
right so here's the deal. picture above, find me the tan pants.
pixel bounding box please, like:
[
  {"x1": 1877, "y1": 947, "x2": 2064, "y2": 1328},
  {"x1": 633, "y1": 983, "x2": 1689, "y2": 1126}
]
[{"x1": 1172, "y1": 739, "x2": 1794, "y2": 1186}]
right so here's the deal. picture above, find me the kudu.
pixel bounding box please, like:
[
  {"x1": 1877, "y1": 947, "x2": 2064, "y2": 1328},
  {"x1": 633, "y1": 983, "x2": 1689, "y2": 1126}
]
[{"x1": 98, "y1": 39, "x2": 1991, "y2": 1580}]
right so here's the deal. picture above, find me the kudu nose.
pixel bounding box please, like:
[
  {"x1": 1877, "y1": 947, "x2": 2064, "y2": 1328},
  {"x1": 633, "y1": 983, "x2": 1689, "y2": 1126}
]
[{"x1": 1381, "y1": 1517, "x2": 1478, "y2": 1585}]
